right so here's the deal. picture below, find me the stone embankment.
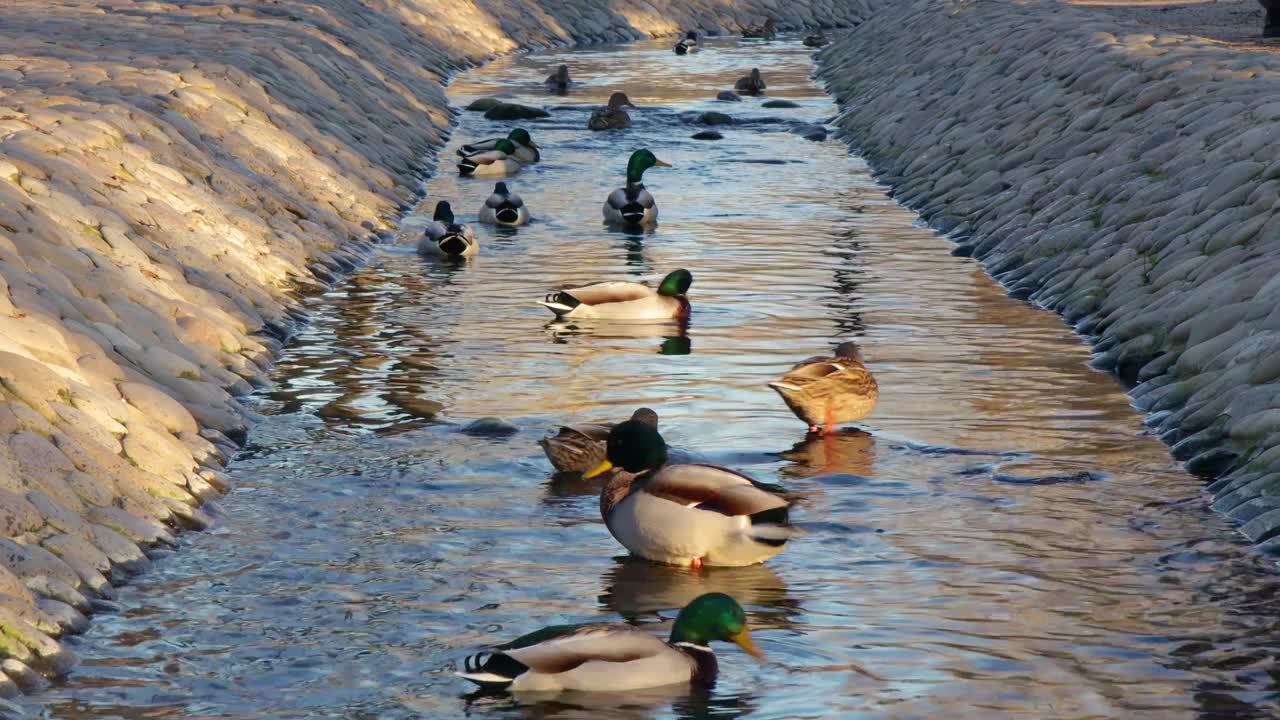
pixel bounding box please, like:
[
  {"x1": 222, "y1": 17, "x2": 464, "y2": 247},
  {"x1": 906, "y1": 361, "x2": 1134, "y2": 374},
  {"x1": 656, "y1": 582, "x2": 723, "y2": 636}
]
[
  {"x1": 0, "y1": 0, "x2": 872, "y2": 702},
  {"x1": 819, "y1": 1, "x2": 1280, "y2": 547}
]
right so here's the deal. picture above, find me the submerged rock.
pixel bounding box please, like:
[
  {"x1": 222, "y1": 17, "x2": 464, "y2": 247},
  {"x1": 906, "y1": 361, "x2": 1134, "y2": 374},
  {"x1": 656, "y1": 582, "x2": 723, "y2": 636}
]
[
  {"x1": 696, "y1": 111, "x2": 734, "y2": 125},
  {"x1": 462, "y1": 417, "x2": 519, "y2": 437},
  {"x1": 790, "y1": 123, "x2": 828, "y2": 141},
  {"x1": 484, "y1": 103, "x2": 550, "y2": 120},
  {"x1": 466, "y1": 97, "x2": 504, "y2": 111},
  {"x1": 716, "y1": 91, "x2": 742, "y2": 102},
  {"x1": 762, "y1": 99, "x2": 800, "y2": 108},
  {"x1": 691, "y1": 130, "x2": 724, "y2": 140}
]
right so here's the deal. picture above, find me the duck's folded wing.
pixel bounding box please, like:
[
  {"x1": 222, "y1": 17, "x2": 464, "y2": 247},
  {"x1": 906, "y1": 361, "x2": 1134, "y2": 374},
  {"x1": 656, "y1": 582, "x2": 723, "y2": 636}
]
[
  {"x1": 644, "y1": 464, "x2": 790, "y2": 515},
  {"x1": 564, "y1": 280, "x2": 653, "y2": 305},
  {"x1": 558, "y1": 423, "x2": 613, "y2": 442},
  {"x1": 501, "y1": 623, "x2": 670, "y2": 672},
  {"x1": 458, "y1": 138, "x2": 499, "y2": 156}
]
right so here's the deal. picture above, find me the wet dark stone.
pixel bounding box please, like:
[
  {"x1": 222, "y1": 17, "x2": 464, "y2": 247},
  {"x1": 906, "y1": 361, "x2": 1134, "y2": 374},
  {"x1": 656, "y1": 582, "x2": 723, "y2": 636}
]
[
  {"x1": 484, "y1": 103, "x2": 550, "y2": 120},
  {"x1": 466, "y1": 97, "x2": 504, "y2": 111},
  {"x1": 716, "y1": 91, "x2": 742, "y2": 102},
  {"x1": 992, "y1": 470, "x2": 1104, "y2": 485},
  {"x1": 691, "y1": 130, "x2": 723, "y2": 140},
  {"x1": 462, "y1": 417, "x2": 520, "y2": 437},
  {"x1": 696, "y1": 111, "x2": 734, "y2": 125},
  {"x1": 790, "y1": 123, "x2": 828, "y2": 141},
  {"x1": 1185, "y1": 447, "x2": 1239, "y2": 478},
  {"x1": 762, "y1": 99, "x2": 800, "y2": 108}
]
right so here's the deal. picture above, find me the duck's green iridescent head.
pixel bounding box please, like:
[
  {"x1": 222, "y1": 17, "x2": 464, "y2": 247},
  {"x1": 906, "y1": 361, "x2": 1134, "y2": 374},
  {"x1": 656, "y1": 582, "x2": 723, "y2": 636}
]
[
  {"x1": 494, "y1": 139, "x2": 518, "y2": 155},
  {"x1": 670, "y1": 593, "x2": 762, "y2": 658},
  {"x1": 626, "y1": 148, "x2": 671, "y2": 184},
  {"x1": 585, "y1": 418, "x2": 668, "y2": 478},
  {"x1": 657, "y1": 268, "x2": 692, "y2": 297},
  {"x1": 507, "y1": 128, "x2": 535, "y2": 148}
]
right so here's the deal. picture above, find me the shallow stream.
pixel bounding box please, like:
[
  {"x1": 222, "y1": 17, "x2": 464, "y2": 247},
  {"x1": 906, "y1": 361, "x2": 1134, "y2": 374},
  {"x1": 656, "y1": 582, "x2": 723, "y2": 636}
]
[{"x1": 30, "y1": 35, "x2": 1280, "y2": 720}]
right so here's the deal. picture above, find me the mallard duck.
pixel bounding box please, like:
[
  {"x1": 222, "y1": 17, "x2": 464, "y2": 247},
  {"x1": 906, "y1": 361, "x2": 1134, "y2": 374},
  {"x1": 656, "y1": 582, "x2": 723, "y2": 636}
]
[
  {"x1": 674, "y1": 31, "x2": 699, "y2": 55},
  {"x1": 457, "y1": 128, "x2": 540, "y2": 164},
  {"x1": 478, "y1": 182, "x2": 530, "y2": 227},
  {"x1": 603, "y1": 148, "x2": 670, "y2": 226},
  {"x1": 546, "y1": 64, "x2": 571, "y2": 92},
  {"x1": 768, "y1": 341, "x2": 878, "y2": 435},
  {"x1": 540, "y1": 269, "x2": 691, "y2": 321},
  {"x1": 585, "y1": 419, "x2": 796, "y2": 568},
  {"x1": 457, "y1": 138, "x2": 522, "y2": 177},
  {"x1": 416, "y1": 201, "x2": 477, "y2": 258},
  {"x1": 742, "y1": 18, "x2": 777, "y2": 39},
  {"x1": 458, "y1": 592, "x2": 761, "y2": 692},
  {"x1": 540, "y1": 408, "x2": 659, "y2": 474},
  {"x1": 803, "y1": 32, "x2": 829, "y2": 48},
  {"x1": 734, "y1": 68, "x2": 766, "y2": 95},
  {"x1": 588, "y1": 92, "x2": 637, "y2": 131}
]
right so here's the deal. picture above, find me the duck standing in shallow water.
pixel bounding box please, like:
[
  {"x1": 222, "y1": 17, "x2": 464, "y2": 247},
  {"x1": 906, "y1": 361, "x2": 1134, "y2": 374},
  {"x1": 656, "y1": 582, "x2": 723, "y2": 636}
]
[
  {"x1": 742, "y1": 17, "x2": 777, "y2": 39},
  {"x1": 457, "y1": 138, "x2": 522, "y2": 177},
  {"x1": 478, "y1": 182, "x2": 530, "y2": 227},
  {"x1": 603, "y1": 148, "x2": 670, "y2": 226},
  {"x1": 540, "y1": 269, "x2": 691, "y2": 321},
  {"x1": 735, "y1": 68, "x2": 766, "y2": 95},
  {"x1": 457, "y1": 592, "x2": 761, "y2": 692},
  {"x1": 769, "y1": 341, "x2": 878, "y2": 435},
  {"x1": 674, "y1": 31, "x2": 699, "y2": 55},
  {"x1": 457, "y1": 128, "x2": 539, "y2": 164},
  {"x1": 588, "y1": 91, "x2": 637, "y2": 130},
  {"x1": 540, "y1": 408, "x2": 659, "y2": 475},
  {"x1": 585, "y1": 419, "x2": 797, "y2": 568},
  {"x1": 417, "y1": 201, "x2": 477, "y2": 258},
  {"x1": 545, "y1": 64, "x2": 571, "y2": 93}
]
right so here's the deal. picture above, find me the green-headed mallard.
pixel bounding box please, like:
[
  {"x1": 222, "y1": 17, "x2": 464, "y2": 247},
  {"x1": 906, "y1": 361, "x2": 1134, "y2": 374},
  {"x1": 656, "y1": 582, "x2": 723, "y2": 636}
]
[
  {"x1": 540, "y1": 408, "x2": 659, "y2": 474},
  {"x1": 458, "y1": 592, "x2": 761, "y2": 692},
  {"x1": 674, "y1": 31, "x2": 699, "y2": 55},
  {"x1": 478, "y1": 182, "x2": 530, "y2": 227},
  {"x1": 734, "y1": 68, "x2": 766, "y2": 95},
  {"x1": 546, "y1": 64, "x2": 571, "y2": 93},
  {"x1": 416, "y1": 201, "x2": 477, "y2": 258},
  {"x1": 585, "y1": 419, "x2": 796, "y2": 568},
  {"x1": 603, "y1": 149, "x2": 671, "y2": 226},
  {"x1": 803, "y1": 32, "x2": 829, "y2": 48},
  {"x1": 768, "y1": 341, "x2": 877, "y2": 435},
  {"x1": 588, "y1": 92, "x2": 637, "y2": 131},
  {"x1": 457, "y1": 128, "x2": 540, "y2": 164},
  {"x1": 742, "y1": 18, "x2": 777, "y2": 39},
  {"x1": 540, "y1": 269, "x2": 691, "y2": 321},
  {"x1": 457, "y1": 138, "x2": 522, "y2": 177}
]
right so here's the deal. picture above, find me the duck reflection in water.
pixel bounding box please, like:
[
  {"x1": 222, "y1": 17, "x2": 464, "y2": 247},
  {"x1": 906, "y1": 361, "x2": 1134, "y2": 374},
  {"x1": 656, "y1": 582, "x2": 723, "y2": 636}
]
[
  {"x1": 544, "y1": 318, "x2": 691, "y2": 356},
  {"x1": 465, "y1": 682, "x2": 754, "y2": 720},
  {"x1": 778, "y1": 427, "x2": 876, "y2": 480},
  {"x1": 600, "y1": 556, "x2": 797, "y2": 628}
]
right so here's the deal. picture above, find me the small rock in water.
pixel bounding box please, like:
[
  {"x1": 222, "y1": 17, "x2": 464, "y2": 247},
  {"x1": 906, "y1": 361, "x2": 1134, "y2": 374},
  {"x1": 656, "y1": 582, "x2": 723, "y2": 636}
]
[
  {"x1": 791, "y1": 123, "x2": 828, "y2": 142},
  {"x1": 762, "y1": 99, "x2": 800, "y2": 108},
  {"x1": 466, "y1": 97, "x2": 503, "y2": 112},
  {"x1": 696, "y1": 111, "x2": 734, "y2": 125},
  {"x1": 691, "y1": 130, "x2": 723, "y2": 140},
  {"x1": 716, "y1": 91, "x2": 742, "y2": 102},
  {"x1": 483, "y1": 103, "x2": 550, "y2": 120},
  {"x1": 462, "y1": 417, "x2": 519, "y2": 437}
]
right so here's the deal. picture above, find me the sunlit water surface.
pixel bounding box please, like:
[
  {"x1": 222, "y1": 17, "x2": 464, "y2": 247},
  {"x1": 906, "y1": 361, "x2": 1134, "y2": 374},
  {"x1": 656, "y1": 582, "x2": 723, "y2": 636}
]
[{"x1": 29, "y1": 36, "x2": 1280, "y2": 720}]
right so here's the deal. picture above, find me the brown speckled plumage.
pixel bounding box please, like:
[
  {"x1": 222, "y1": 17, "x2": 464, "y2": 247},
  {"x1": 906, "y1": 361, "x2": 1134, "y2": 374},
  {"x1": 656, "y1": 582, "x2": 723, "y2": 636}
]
[{"x1": 768, "y1": 342, "x2": 877, "y2": 430}]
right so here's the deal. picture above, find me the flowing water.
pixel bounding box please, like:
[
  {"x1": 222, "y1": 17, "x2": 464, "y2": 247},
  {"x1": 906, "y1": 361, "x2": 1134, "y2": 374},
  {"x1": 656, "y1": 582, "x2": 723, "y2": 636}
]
[{"x1": 29, "y1": 36, "x2": 1280, "y2": 720}]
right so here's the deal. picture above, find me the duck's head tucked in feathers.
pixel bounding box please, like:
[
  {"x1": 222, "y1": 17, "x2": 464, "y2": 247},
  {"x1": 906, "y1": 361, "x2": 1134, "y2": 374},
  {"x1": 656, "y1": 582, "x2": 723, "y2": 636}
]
[
  {"x1": 507, "y1": 128, "x2": 537, "y2": 149},
  {"x1": 658, "y1": 269, "x2": 693, "y2": 297},
  {"x1": 494, "y1": 139, "x2": 517, "y2": 155}
]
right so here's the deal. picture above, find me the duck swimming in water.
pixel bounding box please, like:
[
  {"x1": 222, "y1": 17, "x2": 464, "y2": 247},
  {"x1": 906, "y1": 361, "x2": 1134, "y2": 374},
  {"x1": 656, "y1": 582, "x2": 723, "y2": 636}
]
[
  {"x1": 457, "y1": 138, "x2": 522, "y2": 177},
  {"x1": 457, "y1": 128, "x2": 539, "y2": 164},
  {"x1": 458, "y1": 592, "x2": 762, "y2": 692},
  {"x1": 417, "y1": 201, "x2": 477, "y2": 258},
  {"x1": 602, "y1": 148, "x2": 670, "y2": 226},
  {"x1": 540, "y1": 269, "x2": 692, "y2": 321},
  {"x1": 734, "y1": 68, "x2": 766, "y2": 95},
  {"x1": 546, "y1": 64, "x2": 571, "y2": 92},
  {"x1": 588, "y1": 92, "x2": 637, "y2": 131},
  {"x1": 478, "y1": 182, "x2": 530, "y2": 227},
  {"x1": 742, "y1": 17, "x2": 777, "y2": 39},
  {"x1": 674, "y1": 31, "x2": 699, "y2": 55}
]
